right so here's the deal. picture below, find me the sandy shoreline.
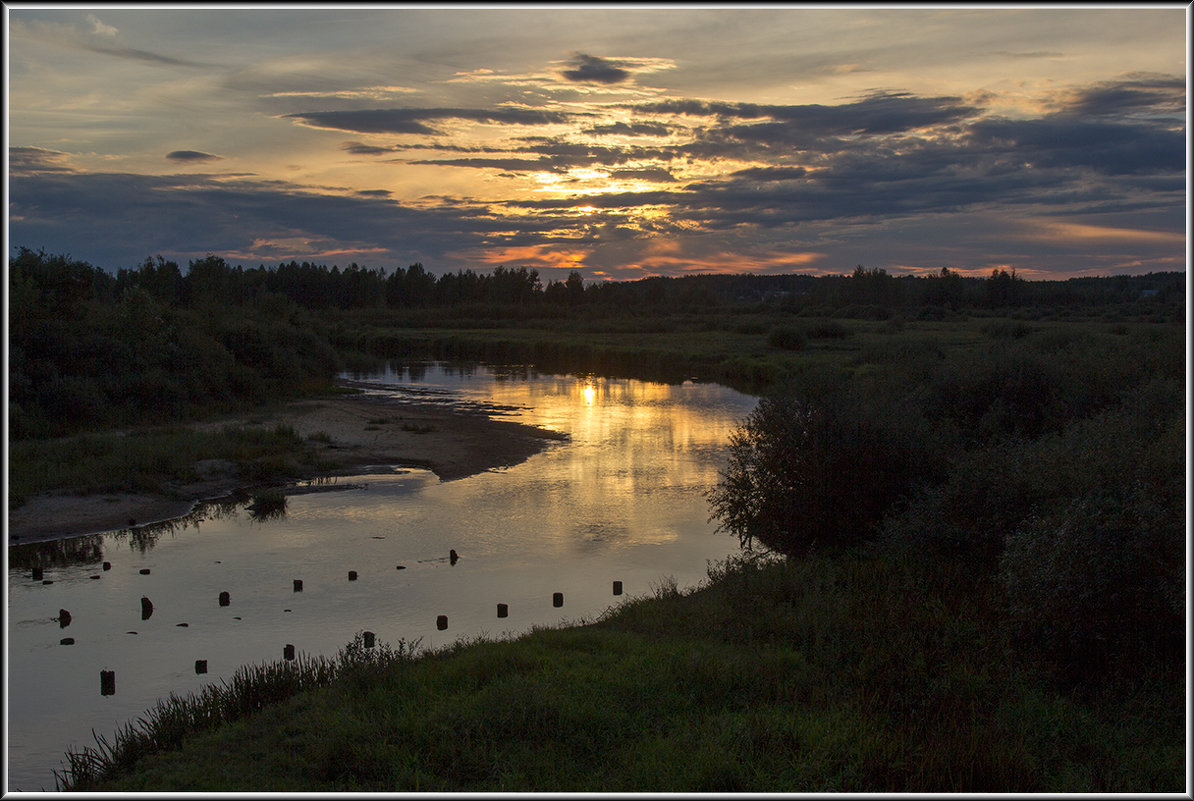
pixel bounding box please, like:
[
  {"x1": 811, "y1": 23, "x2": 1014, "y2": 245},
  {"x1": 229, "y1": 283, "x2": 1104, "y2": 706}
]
[{"x1": 7, "y1": 392, "x2": 567, "y2": 546}]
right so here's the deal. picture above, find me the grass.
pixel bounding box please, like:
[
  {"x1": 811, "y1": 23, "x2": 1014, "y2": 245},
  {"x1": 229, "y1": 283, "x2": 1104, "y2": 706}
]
[
  {"x1": 59, "y1": 552, "x2": 1184, "y2": 792},
  {"x1": 8, "y1": 423, "x2": 324, "y2": 506}
]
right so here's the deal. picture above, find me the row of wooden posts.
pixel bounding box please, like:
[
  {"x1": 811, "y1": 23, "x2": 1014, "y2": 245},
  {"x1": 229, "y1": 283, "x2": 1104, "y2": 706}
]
[
  {"x1": 92, "y1": 578, "x2": 627, "y2": 696},
  {"x1": 38, "y1": 556, "x2": 625, "y2": 696}
]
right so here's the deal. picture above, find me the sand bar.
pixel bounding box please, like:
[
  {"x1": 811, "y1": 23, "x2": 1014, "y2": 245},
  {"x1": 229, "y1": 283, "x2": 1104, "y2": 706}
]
[{"x1": 8, "y1": 393, "x2": 567, "y2": 545}]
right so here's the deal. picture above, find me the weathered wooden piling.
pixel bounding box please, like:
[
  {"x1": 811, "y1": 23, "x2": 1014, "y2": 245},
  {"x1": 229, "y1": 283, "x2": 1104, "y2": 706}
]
[
  {"x1": 100, "y1": 670, "x2": 116, "y2": 696},
  {"x1": 102, "y1": 562, "x2": 111, "y2": 571},
  {"x1": 176, "y1": 622, "x2": 189, "y2": 627},
  {"x1": 284, "y1": 644, "x2": 295, "y2": 660},
  {"x1": 613, "y1": 581, "x2": 623, "y2": 596},
  {"x1": 363, "y1": 631, "x2": 375, "y2": 648},
  {"x1": 436, "y1": 615, "x2": 448, "y2": 630},
  {"x1": 31, "y1": 567, "x2": 43, "y2": 580},
  {"x1": 293, "y1": 579, "x2": 303, "y2": 592},
  {"x1": 141, "y1": 596, "x2": 154, "y2": 620},
  {"x1": 195, "y1": 660, "x2": 208, "y2": 674},
  {"x1": 59, "y1": 609, "x2": 72, "y2": 628},
  {"x1": 497, "y1": 603, "x2": 509, "y2": 618},
  {"x1": 348, "y1": 571, "x2": 358, "y2": 581},
  {"x1": 395, "y1": 565, "x2": 406, "y2": 570},
  {"x1": 553, "y1": 592, "x2": 564, "y2": 608},
  {"x1": 219, "y1": 591, "x2": 231, "y2": 607},
  {"x1": 60, "y1": 638, "x2": 75, "y2": 646},
  {"x1": 139, "y1": 568, "x2": 151, "y2": 575},
  {"x1": 449, "y1": 549, "x2": 459, "y2": 565},
  {"x1": 42, "y1": 579, "x2": 54, "y2": 585},
  {"x1": 90, "y1": 575, "x2": 101, "y2": 580}
]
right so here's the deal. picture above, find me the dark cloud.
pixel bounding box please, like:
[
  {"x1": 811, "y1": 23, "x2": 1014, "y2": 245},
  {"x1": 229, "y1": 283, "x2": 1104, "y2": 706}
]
[
  {"x1": 729, "y1": 166, "x2": 808, "y2": 182},
  {"x1": 584, "y1": 121, "x2": 673, "y2": 137},
  {"x1": 7, "y1": 169, "x2": 516, "y2": 268},
  {"x1": 967, "y1": 118, "x2": 1185, "y2": 175},
  {"x1": 1055, "y1": 74, "x2": 1185, "y2": 118},
  {"x1": 609, "y1": 167, "x2": 677, "y2": 182},
  {"x1": 287, "y1": 107, "x2": 577, "y2": 135},
  {"x1": 342, "y1": 141, "x2": 399, "y2": 155},
  {"x1": 166, "y1": 150, "x2": 221, "y2": 163},
  {"x1": 561, "y1": 53, "x2": 630, "y2": 84},
  {"x1": 9, "y1": 146, "x2": 77, "y2": 174},
  {"x1": 84, "y1": 41, "x2": 208, "y2": 68}
]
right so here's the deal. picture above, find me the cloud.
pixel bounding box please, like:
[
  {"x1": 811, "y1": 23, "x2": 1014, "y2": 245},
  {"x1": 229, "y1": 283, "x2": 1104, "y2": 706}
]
[
  {"x1": 87, "y1": 14, "x2": 118, "y2": 37},
  {"x1": 966, "y1": 117, "x2": 1185, "y2": 175},
  {"x1": 560, "y1": 53, "x2": 631, "y2": 84},
  {"x1": 9, "y1": 146, "x2": 78, "y2": 174},
  {"x1": 1051, "y1": 73, "x2": 1186, "y2": 118},
  {"x1": 166, "y1": 150, "x2": 222, "y2": 163},
  {"x1": 286, "y1": 106, "x2": 577, "y2": 135},
  {"x1": 583, "y1": 121, "x2": 673, "y2": 136}
]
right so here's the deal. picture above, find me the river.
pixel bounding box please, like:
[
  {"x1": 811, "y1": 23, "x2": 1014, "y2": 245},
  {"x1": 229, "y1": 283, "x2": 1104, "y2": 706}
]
[{"x1": 5, "y1": 362, "x2": 757, "y2": 790}]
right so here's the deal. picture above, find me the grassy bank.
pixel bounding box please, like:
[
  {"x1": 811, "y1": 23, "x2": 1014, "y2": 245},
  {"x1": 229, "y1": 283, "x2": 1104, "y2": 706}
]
[
  {"x1": 8, "y1": 421, "x2": 336, "y2": 506},
  {"x1": 60, "y1": 551, "x2": 1184, "y2": 792}
]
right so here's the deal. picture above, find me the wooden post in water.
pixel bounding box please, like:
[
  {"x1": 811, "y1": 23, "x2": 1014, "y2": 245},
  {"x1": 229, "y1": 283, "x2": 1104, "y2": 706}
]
[
  {"x1": 58, "y1": 609, "x2": 72, "y2": 628},
  {"x1": 139, "y1": 568, "x2": 151, "y2": 575},
  {"x1": 348, "y1": 571, "x2": 358, "y2": 581},
  {"x1": 31, "y1": 567, "x2": 43, "y2": 580},
  {"x1": 60, "y1": 637, "x2": 75, "y2": 646},
  {"x1": 141, "y1": 597, "x2": 154, "y2": 620},
  {"x1": 219, "y1": 591, "x2": 230, "y2": 607},
  {"x1": 436, "y1": 615, "x2": 448, "y2": 631},
  {"x1": 102, "y1": 562, "x2": 111, "y2": 571},
  {"x1": 553, "y1": 592, "x2": 564, "y2": 608},
  {"x1": 195, "y1": 660, "x2": 208, "y2": 674},
  {"x1": 363, "y1": 631, "x2": 375, "y2": 648},
  {"x1": 449, "y1": 549, "x2": 459, "y2": 566},
  {"x1": 613, "y1": 581, "x2": 623, "y2": 596},
  {"x1": 293, "y1": 579, "x2": 303, "y2": 592},
  {"x1": 497, "y1": 603, "x2": 508, "y2": 618},
  {"x1": 100, "y1": 670, "x2": 115, "y2": 696},
  {"x1": 284, "y1": 644, "x2": 295, "y2": 660}
]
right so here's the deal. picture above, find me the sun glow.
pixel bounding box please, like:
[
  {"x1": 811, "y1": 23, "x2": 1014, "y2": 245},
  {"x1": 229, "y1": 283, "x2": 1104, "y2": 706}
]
[{"x1": 583, "y1": 383, "x2": 597, "y2": 406}]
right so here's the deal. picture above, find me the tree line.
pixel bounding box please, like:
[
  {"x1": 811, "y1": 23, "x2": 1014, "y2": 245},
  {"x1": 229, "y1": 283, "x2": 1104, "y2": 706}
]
[{"x1": 10, "y1": 247, "x2": 1182, "y2": 316}]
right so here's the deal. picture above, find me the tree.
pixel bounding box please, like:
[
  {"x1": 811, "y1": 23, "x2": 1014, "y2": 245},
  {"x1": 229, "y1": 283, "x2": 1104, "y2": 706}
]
[{"x1": 707, "y1": 378, "x2": 942, "y2": 556}]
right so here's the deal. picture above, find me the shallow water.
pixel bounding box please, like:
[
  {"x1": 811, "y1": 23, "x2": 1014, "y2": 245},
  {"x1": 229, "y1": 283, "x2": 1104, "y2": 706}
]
[{"x1": 5, "y1": 362, "x2": 757, "y2": 790}]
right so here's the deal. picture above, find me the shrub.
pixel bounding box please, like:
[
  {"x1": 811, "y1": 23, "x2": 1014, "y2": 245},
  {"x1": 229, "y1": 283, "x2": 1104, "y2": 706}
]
[
  {"x1": 707, "y1": 377, "x2": 946, "y2": 556},
  {"x1": 766, "y1": 325, "x2": 806, "y2": 351},
  {"x1": 999, "y1": 486, "x2": 1184, "y2": 675}
]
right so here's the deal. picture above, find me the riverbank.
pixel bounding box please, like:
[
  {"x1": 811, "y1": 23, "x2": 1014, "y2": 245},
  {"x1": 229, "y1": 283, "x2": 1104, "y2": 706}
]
[
  {"x1": 7, "y1": 392, "x2": 567, "y2": 545},
  {"x1": 59, "y1": 551, "x2": 1184, "y2": 792}
]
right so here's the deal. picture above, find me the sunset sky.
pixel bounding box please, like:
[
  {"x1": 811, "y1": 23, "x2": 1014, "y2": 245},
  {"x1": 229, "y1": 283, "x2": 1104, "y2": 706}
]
[{"x1": 6, "y1": 5, "x2": 1188, "y2": 282}]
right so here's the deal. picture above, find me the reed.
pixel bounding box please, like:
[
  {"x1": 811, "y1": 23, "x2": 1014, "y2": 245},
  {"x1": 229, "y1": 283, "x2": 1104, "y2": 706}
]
[{"x1": 55, "y1": 634, "x2": 420, "y2": 791}]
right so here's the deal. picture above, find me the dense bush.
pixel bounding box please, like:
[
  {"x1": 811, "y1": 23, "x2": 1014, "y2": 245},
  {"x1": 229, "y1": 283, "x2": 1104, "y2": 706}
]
[
  {"x1": 766, "y1": 325, "x2": 806, "y2": 351},
  {"x1": 707, "y1": 376, "x2": 947, "y2": 555},
  {"x1": 999, "y1": 486, "x2": 1184, "y2": 675}
]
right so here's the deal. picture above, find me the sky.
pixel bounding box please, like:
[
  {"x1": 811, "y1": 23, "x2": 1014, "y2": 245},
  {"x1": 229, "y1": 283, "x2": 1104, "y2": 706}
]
[{"x1": 5, "y1": 4, "x2": 1188, "y2": 282}]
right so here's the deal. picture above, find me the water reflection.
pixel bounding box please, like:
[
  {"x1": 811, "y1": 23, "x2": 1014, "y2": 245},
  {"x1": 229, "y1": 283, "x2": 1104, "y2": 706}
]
[{"x1": 6, "y1": 362, "x2": 757, "y2": 790}]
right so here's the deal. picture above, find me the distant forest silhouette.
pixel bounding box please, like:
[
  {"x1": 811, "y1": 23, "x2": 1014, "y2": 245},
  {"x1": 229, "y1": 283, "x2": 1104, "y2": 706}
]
[{"x1": 10, "y1": 247, "x2": 1183, "y2": 315}]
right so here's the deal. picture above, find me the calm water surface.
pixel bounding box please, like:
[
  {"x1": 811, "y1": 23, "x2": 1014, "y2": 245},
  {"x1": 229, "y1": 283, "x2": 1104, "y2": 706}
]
[{"x1": 6, "y1": 363, "x2": 757, "y2": 790}]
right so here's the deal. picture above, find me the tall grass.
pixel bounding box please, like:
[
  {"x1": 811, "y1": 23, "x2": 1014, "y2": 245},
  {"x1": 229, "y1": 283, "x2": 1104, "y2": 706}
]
[
  {"x1": 56, "y1": 634, "x2": 421, "y2": 791},
  {"x1": 9, "y1": 423, "x2": 316, "y2": 505}
]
